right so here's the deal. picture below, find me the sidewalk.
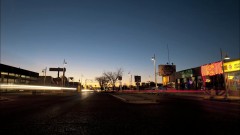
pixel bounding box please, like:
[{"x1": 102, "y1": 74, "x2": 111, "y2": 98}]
[
  {"x1": 203, "y1": 95, "x2": 240, "y2": 101},
  {"x1": 164, "y1": 92, "x2": 240, "y2": 102},
  {"x1": 111, "y1": 90, "x2": 240, "y2": 104}
]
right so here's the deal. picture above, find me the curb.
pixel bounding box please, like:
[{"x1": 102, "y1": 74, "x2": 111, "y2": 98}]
[
  {"x1": 111, "y1": 94, "x2": 129, "y2": 102},
  {"x1": 110, "y1": 94, "x2": 159, "y2": 104},
  {"x1": 203, "y1": 96, "x2": 240, "y2": 102}
]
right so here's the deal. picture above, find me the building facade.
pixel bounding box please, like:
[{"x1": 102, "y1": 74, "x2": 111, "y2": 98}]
[
  {"x1": 223, "y1": 59, "x2": 240, "y2": 96},
  {"x1": 175, "y1": 67, "x2": 201, "y2": 90},
  {"x1": 0, "y1": 63, "x2": 39, "y2": 84}
]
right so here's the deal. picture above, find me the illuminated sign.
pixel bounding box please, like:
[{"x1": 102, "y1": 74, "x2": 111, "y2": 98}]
[
  {"x1": 180, "y1": 69, "x2": 193, "y2": 78},
  {"x1": 228, "y1": 76, "x2": 234, "y2": 80},
  {"x1": 205, "y1": 79, "x2": 211, "y2": 82},
  {"x1": 224, "y1": 60, "x2": 240, "y2": 72},
  {"x1": 201, "y1": 61, "x2": 223, "y2": 76}
]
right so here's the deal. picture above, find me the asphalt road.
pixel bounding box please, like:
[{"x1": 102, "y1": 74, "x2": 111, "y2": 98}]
[{"x1": 0, "y1": 92, "x2": 240, "y2": 135}]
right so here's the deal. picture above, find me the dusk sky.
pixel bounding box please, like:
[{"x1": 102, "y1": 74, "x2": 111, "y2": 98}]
[{"x1": 1, "y1": 0, "x2": 239, "y2": 84}]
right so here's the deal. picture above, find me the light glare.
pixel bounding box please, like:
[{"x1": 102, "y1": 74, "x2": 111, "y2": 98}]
[{"x1": 0, "y1": 84, "x2": 76, "y2": 91}]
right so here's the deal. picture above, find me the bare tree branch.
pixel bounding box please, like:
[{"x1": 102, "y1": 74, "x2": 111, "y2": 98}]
[
  {"x1": 95, "y1": 76, "x2": 109, "y2": 90},
  {"x1": 103, "y1": 68, "x2": 123, "y2": 90}
]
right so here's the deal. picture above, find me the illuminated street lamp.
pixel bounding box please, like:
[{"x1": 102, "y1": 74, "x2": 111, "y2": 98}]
[
  {"x1": 151, "y1": 54, "x2": 157, "y2": 90},
  {"x1": 220, "y1": 48, "x2": 230, "y2": 99}
]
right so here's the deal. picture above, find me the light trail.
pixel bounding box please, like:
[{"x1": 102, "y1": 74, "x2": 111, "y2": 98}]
[
  {"x1": 0, "y1": 84, "x2": 76, "y2": 91},
  {"x1": 81, "y1": 89, "x2": 94, "y2": 92}
]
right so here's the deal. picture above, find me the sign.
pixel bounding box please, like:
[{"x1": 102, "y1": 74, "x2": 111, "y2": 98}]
[
  {"x1": 118, "y1": 76, "x2": 122, "y2": 80},
  {"x1": 136, "y1": 82, "x2": 140, "y2": 86},
  {"x1": 134, "y1": 76, "x2": 141, "y2": 82},
  {"x1": 224, "y1": 60, "x2": 240, "y2": 73},
  {"x1": 201, "y1": 61, "x2": 223, "y2": 76},
  {"x1": 180, "y1": 69, "x2": 193, "y2": 78},
  {"x1": 49, "y1": 67, "x2": 66, "y2": 72},
  {"x1": 158, "y1": 65, "x2": 176, "y2": 76}
]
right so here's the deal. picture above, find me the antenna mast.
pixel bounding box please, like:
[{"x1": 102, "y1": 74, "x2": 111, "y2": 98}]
[{"x1": 167, "y1": 44, "x2": 170, "y2": 64}]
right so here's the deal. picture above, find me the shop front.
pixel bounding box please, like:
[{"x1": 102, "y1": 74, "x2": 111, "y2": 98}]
[
  {"x1": 175, "y1": 67, "x2": 201, "y2": 90},
  {"x1": 224, "y1": 59, "x2": 240, "y2": 96},
  {"x1": 201, "y1": 61, "x2": 225, "y2": 91}
]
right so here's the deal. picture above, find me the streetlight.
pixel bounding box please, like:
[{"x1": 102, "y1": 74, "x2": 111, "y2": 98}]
[
  {"x1": 42, "y1": 67, "x2": 47, "y2": 85},
  {"x1": 151, "y1": 54, "x2": 157, "y2": 90},
  {"x1": 63, "y1": 59, "x2": 67, "y2": 87},
  {"x1": 128, "y1": 72, "x2": 132, "y2": 90},
  {"x1": 220, "y1": 48, "x2": 230, "y2": 99},
  {"x1": 80, "y1": 74, "x2": 84, "y2": 84}
]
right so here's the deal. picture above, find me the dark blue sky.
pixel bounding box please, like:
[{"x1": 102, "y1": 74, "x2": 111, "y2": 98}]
[{"x1": 1, "y1": 0, "x2": 239, "y2": 84}]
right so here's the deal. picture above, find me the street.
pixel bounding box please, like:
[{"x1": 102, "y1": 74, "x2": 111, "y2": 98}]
[{"x1": 0, "y1": 91, "x2": 240, "y2": 135}]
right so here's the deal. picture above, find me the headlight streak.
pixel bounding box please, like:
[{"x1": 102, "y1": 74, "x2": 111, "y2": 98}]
[{"x1": 0, "y1": 84, "x2": 76, "y2": 91}]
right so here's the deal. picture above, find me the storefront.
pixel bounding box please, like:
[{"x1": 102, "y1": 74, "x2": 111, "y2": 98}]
[
  {"x1": 175, "y1": 67, "x2": 202, "y2": 90},
  {"x1": 224, "y1": 59, "x2": 240, "y2": 96},
  {"x1": 175, "y1": 67, "x2": 201, "y2": 90},
  {"x1": 201, "y1": 61, "x2": 224, "y2": 90}
]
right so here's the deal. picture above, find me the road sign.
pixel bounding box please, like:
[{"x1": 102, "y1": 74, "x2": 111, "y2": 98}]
[
  {"x1": 134, "y1": 76, "x2": 141, "y2": 82},
  {"x1": 118, "y1": 76, "x2": 122, "y2": 80}
]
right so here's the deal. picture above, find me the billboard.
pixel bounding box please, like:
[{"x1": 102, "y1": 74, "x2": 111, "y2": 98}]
[
  {"x1": 224, "y1": 60, "x2": 240, "y2": 73},
  {"x1": 158, "y1": 65, "x2": 176, "y2": 76},
  {"x1": 201, "y1": 61, "x2": 222, "y2": 76},
  {"x1": 49, "y1": 67, "x2": 66, "y2": 72}
]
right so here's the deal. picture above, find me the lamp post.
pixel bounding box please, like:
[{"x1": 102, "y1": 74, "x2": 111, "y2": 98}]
[
  {"x1": 63, "y1": 59, "x2": 67, "y2": 87},
  {"x1": 128, "y1": 72, "x2": 132, "y2": 90},
  {"x1": 151, "y1": 54, "x2": 157, "y2": 90},
  {"x1": 220, "y1": 48, "x2": 230, "y2": 99},
  {"x1": 81, "y1": 74, "x2": 84, "y2": 84},
  {"x1": 42, "y1": 67, "x2": 47, "y2": 85}
]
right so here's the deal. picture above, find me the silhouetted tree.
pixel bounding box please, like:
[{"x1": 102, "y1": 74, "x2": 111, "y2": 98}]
[
  {"x1": 103, "y1": 68, "x2": 123, "y2": 90},
  {"x1": 95, "y1": 76, "x2": 109, "y2": 90}
]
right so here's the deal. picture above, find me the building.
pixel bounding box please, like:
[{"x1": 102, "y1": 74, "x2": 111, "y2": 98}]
[
  {"x1": 223, "y1": 59, "x2": 240, "y2": 96},
  {"x1": 0, "y1": 63, "x2": 39, "y2": 84},
  {"x1": 175, "y1": 67, "x2": 201, "y2": 90}
]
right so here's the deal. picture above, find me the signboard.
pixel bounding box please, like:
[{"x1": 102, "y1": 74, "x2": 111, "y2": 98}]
[
  {"x1": 201, "y1": 61, "x2": 223, "y2": 76},
  {"x1": 118, "y1": 76, "x2": 122, "y2": 80},
  {"x1": 224, "y1": 60, "x2": 240, "y2": 73},
  {"x1": 49, "y1": 67, "x2": 66, "y2": 72},
  {"x1": 180, "y1": 69, "x2": 193, "y2": 78},
  {"x1": 134, "y1": 76, "x2": 141, "y2": 82},
  {"x1": 158, "y1": 65, "x2": 176, "y2": 76}
]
